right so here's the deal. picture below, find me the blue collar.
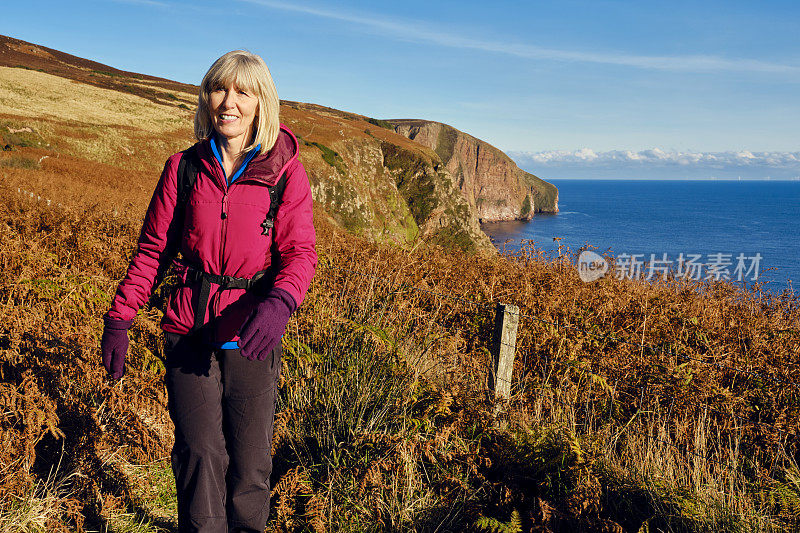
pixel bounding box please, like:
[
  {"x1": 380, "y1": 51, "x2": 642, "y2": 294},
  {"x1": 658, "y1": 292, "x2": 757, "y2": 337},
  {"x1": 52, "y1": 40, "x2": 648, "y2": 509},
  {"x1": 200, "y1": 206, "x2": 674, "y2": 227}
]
[{"x1": 209, "y1": 135, "x2": 262, "y2": 186}]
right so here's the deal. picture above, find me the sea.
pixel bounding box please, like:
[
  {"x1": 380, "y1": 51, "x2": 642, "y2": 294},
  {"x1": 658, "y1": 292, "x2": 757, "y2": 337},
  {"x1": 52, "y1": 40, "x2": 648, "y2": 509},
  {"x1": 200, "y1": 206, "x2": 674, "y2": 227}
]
[{"x1": 481, "y1": 179, "x2": 800, "y2": 295}]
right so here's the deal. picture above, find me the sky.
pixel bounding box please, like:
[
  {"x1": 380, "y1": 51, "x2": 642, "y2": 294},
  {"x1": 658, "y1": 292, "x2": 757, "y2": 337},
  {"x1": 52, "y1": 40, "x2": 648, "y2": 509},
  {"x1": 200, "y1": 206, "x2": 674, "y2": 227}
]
[{"x1": 2, "y1": 0, "x2": 799, "y2": 179}]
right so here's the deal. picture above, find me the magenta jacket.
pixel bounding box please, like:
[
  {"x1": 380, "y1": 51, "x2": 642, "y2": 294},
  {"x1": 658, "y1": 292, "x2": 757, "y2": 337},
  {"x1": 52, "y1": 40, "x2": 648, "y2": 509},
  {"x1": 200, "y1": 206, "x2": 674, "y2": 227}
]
[{"x1": 107, "y1": 124, "x2": 317, "y2": 342}]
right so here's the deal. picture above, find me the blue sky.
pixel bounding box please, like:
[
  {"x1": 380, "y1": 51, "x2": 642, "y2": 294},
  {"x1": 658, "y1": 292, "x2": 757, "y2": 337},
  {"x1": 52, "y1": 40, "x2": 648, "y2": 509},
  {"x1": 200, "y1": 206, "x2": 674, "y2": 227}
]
[{"x1": 2, "y1": 0, "x2": 799, "y2": 178}]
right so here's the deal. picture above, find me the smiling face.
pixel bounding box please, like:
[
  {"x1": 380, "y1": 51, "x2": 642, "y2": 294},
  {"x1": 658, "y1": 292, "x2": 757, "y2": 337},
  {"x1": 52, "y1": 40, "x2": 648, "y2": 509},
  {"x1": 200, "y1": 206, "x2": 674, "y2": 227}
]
[
  {"x1": 194, "y1": 51, "x2": 281, "y2": 155},
  {"x1": 207, "y1": 84, "x2": 259, "y2": 148}
]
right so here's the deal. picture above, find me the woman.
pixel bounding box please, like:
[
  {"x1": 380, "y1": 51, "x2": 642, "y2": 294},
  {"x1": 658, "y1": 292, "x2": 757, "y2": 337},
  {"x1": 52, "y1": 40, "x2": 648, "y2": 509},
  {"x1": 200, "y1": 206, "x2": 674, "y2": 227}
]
[{"x1": 101, "y1": 50, "x2": 316, "y2": 532}]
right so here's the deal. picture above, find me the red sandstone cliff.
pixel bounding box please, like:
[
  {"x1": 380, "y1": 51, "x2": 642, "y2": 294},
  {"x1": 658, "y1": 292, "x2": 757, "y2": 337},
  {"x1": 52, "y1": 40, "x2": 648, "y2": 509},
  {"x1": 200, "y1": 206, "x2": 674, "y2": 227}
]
[{"x1": 389, "y1": 119, "x2": 559, "y2": 221}]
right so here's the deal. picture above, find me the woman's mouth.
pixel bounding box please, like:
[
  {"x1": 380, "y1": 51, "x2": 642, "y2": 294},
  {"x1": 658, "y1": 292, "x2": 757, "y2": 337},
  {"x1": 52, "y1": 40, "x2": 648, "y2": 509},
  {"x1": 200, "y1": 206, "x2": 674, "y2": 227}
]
[{"x1": 219, "y1": 114, "x2": 238, "y2": 122}]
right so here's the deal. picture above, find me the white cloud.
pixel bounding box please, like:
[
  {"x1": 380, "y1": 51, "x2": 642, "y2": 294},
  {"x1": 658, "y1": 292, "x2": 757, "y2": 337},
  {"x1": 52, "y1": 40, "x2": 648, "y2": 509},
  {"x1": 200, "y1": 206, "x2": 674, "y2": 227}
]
[
  {"x1": 512, "y1": 149, "x2": 800, "y2": 168},
  {"x1": 575, "y1": 148, "x2": 598, "y2": 161},
  {"x1": 240, "y1": 0, "x2": 800, "y2": 76},
  {"x1": 509, "y1": 149, "x2": 800, "y2": 178}
]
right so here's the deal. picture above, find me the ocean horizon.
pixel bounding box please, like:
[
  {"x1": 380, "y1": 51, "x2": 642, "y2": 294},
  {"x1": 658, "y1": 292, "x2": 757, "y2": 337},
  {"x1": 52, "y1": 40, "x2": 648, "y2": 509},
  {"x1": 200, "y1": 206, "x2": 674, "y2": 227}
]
[{"x1": 482, "y1": 179, "x2": 799, "y2": 295}]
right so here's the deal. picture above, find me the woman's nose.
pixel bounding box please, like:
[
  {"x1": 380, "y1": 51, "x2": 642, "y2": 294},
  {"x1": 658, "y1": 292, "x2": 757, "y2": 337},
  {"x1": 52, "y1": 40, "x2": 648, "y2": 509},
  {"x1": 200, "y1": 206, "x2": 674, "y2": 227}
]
[{"x1": 221, "y1": 89, "x2": 236, "y2": 108}]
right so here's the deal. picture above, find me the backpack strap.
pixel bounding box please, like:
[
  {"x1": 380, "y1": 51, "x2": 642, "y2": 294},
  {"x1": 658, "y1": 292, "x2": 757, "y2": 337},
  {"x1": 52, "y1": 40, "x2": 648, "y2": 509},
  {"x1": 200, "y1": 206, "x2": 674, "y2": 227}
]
[
  {"x1": 260, "y1": 173, "x2": 288, "y2": 235},
  {"x1": 176, "y1": 145, "x2": 200, "y2": 222},
  {"x1": 162, "y1": 145, "x2": 200, "y2": 260},
  {"x1": 187, "y1": 267, "x2": 269, "y2": 333},
  {"x1": 157, "y1": 146, "x2": 200, "y2": 284}
]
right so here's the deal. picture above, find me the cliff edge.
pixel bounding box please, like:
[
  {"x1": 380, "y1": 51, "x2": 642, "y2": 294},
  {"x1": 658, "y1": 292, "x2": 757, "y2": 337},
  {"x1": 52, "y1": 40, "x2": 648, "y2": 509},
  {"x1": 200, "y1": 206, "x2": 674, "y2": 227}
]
[{"x1": 389, "y1": 119, "x2": 559, "y2": 221}]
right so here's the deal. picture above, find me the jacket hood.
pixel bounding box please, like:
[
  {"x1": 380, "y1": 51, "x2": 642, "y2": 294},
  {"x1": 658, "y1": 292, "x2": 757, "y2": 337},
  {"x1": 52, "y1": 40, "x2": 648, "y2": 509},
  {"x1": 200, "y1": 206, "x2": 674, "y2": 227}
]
[{"x1": 196, "y1": 124, "x2": 299, "y2": 187}]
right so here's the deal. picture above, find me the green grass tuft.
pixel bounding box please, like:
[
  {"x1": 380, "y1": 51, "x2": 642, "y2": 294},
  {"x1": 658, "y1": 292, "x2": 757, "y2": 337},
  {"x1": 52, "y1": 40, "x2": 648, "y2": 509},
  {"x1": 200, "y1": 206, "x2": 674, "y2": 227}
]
[
  {"x1": 520, "y1": 194, "x2": 531, "y2": 217},
  {"x1": 1, "y1": 156, "x2": 39, "y2": 169},
  {"x1": 367, "y1": 117, "x2": 394, "y2": 130}
]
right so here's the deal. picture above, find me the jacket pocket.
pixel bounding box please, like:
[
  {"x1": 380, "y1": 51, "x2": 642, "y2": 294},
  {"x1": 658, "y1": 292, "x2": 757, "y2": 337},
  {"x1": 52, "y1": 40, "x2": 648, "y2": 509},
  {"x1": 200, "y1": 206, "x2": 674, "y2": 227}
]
[
  {"x1": 213, "y1": 287, "x2": 259, "y2": 343},
  {"x1": 163, "y1": 281, "x2": 197, "y2": 334}
]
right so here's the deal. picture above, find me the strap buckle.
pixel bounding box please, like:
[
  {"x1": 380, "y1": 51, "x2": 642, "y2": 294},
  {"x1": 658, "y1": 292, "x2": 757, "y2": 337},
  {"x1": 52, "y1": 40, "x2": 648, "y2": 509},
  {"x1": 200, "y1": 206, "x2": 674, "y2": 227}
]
[
  {"x1": 218, "y1": 274, "x2": 238, "y2": 287},
  {"x1": 185, "y1": 265, "x2": 203, "y2": 285}
]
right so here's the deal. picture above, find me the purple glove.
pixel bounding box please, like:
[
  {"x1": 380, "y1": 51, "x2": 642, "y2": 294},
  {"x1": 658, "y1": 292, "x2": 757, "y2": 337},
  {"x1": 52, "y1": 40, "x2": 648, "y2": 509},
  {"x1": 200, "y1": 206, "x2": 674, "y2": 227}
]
[
  {"x1": 101, "y1": 316, "x2": 134, "y2": 379},
  {"x1": 238, "y1": 287, "x2": 297, "y2": 361}
]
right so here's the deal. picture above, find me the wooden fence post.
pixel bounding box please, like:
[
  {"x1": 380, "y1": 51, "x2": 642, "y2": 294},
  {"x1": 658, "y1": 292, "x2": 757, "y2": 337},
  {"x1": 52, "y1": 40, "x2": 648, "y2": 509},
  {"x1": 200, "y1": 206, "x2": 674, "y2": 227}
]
[{"x1": 490, "y1": 302, "x2": 519, "y2": 401}]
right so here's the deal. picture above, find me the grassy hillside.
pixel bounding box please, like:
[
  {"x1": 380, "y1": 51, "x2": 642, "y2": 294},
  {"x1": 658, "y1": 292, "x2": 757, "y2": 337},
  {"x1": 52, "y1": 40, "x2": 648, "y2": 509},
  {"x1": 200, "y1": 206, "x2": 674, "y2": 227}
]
[{"x1": 0, "y1": 37, "x2": 799, "y2": 532}]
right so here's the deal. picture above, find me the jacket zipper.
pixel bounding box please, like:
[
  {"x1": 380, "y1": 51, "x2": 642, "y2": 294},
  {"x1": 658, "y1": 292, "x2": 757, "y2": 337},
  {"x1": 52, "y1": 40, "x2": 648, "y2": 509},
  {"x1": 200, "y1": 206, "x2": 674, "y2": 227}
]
[
  {"x1": 206, "y1": 152, "x2": 283, "y2": 338},
  {"x1": 220, "y1": 192, "x2": 229, "y2": 271},
  {"x1": 212, "y1": 175, "x2": 271, "y2": 337},
  {"x1": 215, "y1": 191, "x2": 229, "y2": 329}
]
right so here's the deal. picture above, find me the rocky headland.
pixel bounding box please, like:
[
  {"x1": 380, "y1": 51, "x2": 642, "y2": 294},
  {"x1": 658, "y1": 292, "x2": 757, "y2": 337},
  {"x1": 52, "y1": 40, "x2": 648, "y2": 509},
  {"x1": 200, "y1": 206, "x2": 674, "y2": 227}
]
[{"x1": 389, "y1": 119, "x2": 559, "y2": 222}]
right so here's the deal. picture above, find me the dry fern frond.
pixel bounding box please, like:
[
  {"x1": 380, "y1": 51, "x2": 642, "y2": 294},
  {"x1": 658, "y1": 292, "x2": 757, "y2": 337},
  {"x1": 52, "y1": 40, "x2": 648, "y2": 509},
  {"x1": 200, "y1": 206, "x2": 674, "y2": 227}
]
[
  {"x1": 306, "y1": 492, "x2": 327, "y2": 533},
  {"x1": 474, "y1": 509, "x2": 522, "y2": 533}
]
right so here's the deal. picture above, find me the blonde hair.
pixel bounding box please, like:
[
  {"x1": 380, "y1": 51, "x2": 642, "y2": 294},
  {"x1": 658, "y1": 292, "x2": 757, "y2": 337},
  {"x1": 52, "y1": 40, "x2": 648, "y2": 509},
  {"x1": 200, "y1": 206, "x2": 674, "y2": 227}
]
[{"x1": 194, "y1": 50, "x2": 280, "y2": 155}]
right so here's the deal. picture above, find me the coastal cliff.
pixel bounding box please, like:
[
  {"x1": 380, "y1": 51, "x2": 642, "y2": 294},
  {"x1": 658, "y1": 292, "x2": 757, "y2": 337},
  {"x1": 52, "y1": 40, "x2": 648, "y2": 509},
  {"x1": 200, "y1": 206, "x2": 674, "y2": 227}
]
[
  {"x1": 281, "y1": 102, "x2": 493, "y2": 254},
  {"x1": 389, "y1": 119, "x2": 559, "y2": 221}
]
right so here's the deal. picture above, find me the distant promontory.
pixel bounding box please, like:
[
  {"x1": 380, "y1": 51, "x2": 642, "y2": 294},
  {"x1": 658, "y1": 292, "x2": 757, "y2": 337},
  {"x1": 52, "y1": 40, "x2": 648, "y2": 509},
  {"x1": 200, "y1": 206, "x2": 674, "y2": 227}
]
[{"x1": 389, "y1": 119, "x2": 559, "y2": 221}]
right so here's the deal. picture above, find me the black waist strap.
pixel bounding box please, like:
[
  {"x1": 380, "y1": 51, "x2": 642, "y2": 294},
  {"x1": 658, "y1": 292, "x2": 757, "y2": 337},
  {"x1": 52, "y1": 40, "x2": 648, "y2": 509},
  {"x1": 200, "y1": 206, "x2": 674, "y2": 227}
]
[{"x1": 183, "y1": 265, "x2": 267, "y2": 332}]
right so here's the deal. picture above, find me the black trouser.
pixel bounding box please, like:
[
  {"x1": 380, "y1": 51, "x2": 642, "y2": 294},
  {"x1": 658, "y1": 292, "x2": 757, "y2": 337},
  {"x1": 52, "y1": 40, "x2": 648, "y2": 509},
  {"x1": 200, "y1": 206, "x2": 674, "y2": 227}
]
[{"x1": 163, "y1": 332, "x2": 281, "y2": 533}]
